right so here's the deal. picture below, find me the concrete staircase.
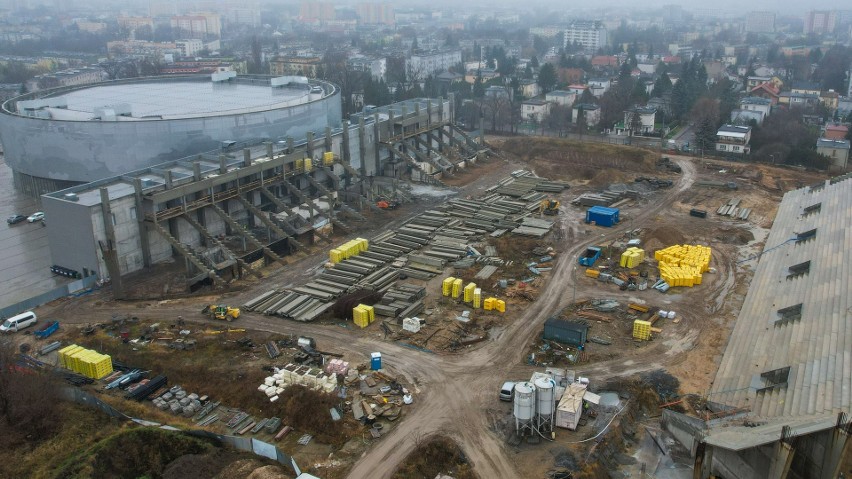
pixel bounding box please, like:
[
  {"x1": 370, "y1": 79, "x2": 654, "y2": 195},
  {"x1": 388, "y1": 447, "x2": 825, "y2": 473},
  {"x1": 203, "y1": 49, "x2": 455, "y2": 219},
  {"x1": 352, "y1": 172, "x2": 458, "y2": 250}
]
[
  {"x1": 150, "y1": 221, "x2": 226, "y2": 284},
  {"x1": 208, "y1": 204, "x2": 288, "y2": 268},
  {"x1": 180, "y1": 214, "x2": 263, "y2": 280}
]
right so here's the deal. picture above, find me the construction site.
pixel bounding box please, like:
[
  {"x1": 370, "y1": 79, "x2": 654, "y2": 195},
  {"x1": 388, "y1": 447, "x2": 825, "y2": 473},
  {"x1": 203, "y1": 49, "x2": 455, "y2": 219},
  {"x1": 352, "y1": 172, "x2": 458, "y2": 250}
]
[{"x1": 3, "y1": 110, "x2": 852, "y2": 479}]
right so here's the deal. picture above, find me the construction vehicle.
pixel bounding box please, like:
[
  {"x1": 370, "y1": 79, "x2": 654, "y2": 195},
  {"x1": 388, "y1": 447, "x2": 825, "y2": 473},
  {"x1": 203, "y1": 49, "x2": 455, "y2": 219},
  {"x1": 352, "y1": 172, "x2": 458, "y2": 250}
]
[
  {"x1": 376, "y1": 196, "x2": 399, "y2": 209},
  {"x1": 202, "y1": 305, "x2": 240, "y2": 321},
  {"x1": 539, "y1": 198, "x2": 560, "y2": 215}
]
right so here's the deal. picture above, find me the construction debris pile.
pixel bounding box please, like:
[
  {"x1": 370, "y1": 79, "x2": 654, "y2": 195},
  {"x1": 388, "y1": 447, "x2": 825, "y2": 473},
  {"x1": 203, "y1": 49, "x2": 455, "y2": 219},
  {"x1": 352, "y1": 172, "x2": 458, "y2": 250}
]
[
  {"x1": 258, "y1": 363, "x2": 341, "y2": 402},
  {"x1": 243, "y1": 170, "x2": 565, "y2": 324},
  {"x1": 655, "y1": 245, "x2": 712, "y2": 288}
]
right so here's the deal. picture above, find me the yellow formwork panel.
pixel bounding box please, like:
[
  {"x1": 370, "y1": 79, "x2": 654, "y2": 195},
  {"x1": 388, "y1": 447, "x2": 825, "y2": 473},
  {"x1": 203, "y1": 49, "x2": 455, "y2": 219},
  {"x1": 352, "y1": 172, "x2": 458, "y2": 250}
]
[
  {"x1": 58, "y1": 344, "x2": 80, "y2": 369},
  {"x1": 442, "y1": 277, "x2": 455, "y2": 296},
  {"x1": 357, "y1": 304, "x2": 375, "y2": 323},
  {"x1": 323, "y1": 151, "x2": 334, "y2": 165},
  {"x1": 355, "y1": 238, "x2": 369, "y2": 252},
  {"x1": 304, "y1": 158, "x2": 313, "y2": 171},
  {"x1": 473, "y1": 288, "x2": 482, "y2": 308},
  {"x1": 483, "y1": 298, "x2": 495, "y2": 311},
  {"x1": 495, "y1": 299, "x2": 506, "y2": 313},
  {"x1": 295, "y1": 158, "x2": 304, "y2": 170},
  {"x1": 329, "y1": 249, "x2": 343, "y2": 263},
  {"x1": 633, "y1": 320, "x2": 652, "y2": 340},
  {"x1": 463, "y1": 282, "x2": 476, "y2": 302},
  {"x1": 451, "y1": 278, "x2": 463, "y2": 298}
]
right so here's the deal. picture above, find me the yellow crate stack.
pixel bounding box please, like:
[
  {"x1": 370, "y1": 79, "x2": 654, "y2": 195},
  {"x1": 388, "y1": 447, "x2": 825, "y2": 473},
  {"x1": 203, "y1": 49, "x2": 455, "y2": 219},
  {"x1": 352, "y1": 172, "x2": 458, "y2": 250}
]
[
  {"x1": 473, "y1": 288, "x2": 482, "y2": 308},
  {"x1": 58, "y1": 344, "x2": 82, "y2": 369},
  {"x1": 295, "y1": 158, "x2": 304, "y2": 171},
  {"x1": 633, "y1": 320, "x2": 652, "y2": 340},
  {"x1": 483, "y1": 298, "x2": 495, "y2": 310},
  {"x1": 59, "y1": 345, "x2": 113, "y2": 379},
  {"x1": 304, "y1": 158, "x2": 312, "y2": 171},
  {"x1": 495, "y1": 299, "x2": 506, "y2": 313},
  {"x1": 451, "y1": 278, "x2": 463, "y2": 298},
  {"x1": 361, "y1": 304, "x2": 375, "y2": 323},
  {"x1": 323, "y1": 151, "x2": 334, "y2": 165},
  {"x1": 463, "y1": 282, "x2": 477, "y2": 302},
  {"x1": 329, "y1": 249, "x2": 343, "y2": 263},
  {"x1": 332, "y1": 238, "x2": 370, "y2": 262},
  {"x1": 655, "y1": 245, "x2": 712, "y2": 288},
  {"x1": 442, "y1": 277, "x2": 456, "y2": 297},
  {"x1": 353, "y1": 305, "x2": 370, "y2": 328},
  {"x1": 620, "y1": 247, "x2": 645, "y2": 268},
  {"x1": 355, "y1": 237, "x2": 369, "y2": 252}
]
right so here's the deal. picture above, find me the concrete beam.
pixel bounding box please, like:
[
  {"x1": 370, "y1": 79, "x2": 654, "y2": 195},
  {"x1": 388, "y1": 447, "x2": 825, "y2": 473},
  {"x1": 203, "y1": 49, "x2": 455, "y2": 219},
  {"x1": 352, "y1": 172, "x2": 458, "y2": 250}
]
[
  {"x1": 150, "y1": 220, "x2": 225, "y2": 285},
  {"x1": 258, "y1": 186, "x2": 333, "y2": 244},
  {"x1": 235, "y1": 195, "x2": 304, "y2": 250},
  {"x1": 181, "y1": 213, "x2": 262, "y2": 279},
  {"x1": 207, "y1": 203, "x2": 288, "y2": 268}
]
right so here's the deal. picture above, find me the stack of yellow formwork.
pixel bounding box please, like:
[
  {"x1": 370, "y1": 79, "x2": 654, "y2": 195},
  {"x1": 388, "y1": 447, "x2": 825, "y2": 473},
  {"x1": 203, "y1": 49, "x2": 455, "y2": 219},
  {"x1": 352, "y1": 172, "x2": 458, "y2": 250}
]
[
  {"x1": 463, "y1": 282, "x2": 477, "y2": 302},
  {"x1": 295, "y1": 158, "x2": 305, "y2": 171},
  {"x1": 620, "y1": 247, "x2": 645, "y2": 268},
  {"x1": 353, "y1": 304, "x2": 375, "y2": 328},
  {"x1": 58, "y1": 344, "x2": 113, "y2": 379},
  {"x1": 323, "y1": 151, "x2": 334, "y2": 165},
  {"x1": 304, "y1": 158, "x2": 313, "y2": 171},
  {"x1": 483, "y1": 298, "x2": 495, "y2": 310},
  {"x1": 655, "y1": 245, "x2": 712, "y2": 288},
  {"x1": 442, "y1": 277, "x2": 455, "y2": 297},
  {"x1": 495, "y1": 299, "x2": 506, "y2": 313},
  {"x1": 451, "y1": 278, "x2": 463, "y2": 298},
  {"x1": 633, "y1": 320, "x2": 652, "y2": 340},
  {"x1": 473, "y1": 288, "x2": 482, "y2": 308},
  {"x1": 332, "y1": 238, "x2": 370, "y2": 263}
]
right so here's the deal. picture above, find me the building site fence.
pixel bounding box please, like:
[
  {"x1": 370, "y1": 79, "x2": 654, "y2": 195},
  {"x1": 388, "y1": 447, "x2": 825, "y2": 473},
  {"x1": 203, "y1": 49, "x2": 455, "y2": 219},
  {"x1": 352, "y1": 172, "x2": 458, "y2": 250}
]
[{"x1": 0, "y1": 275, "x2": 98, "y2": 319}]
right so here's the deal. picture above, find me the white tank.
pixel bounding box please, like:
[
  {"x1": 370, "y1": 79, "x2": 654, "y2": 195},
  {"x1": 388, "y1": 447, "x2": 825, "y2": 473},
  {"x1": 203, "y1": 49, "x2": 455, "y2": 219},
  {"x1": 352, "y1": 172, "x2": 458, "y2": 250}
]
[
  {"x1": 535, "y1": 378, "x2": 555, "y2": 417},
  {"x1": 513, "y1": 382, "x2": 536, "y2": 421}
]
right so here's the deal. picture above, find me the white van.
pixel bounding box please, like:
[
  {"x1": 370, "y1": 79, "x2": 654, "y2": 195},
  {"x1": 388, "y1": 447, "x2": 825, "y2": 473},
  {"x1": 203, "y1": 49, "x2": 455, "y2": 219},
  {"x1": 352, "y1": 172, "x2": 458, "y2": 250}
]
[{"x1": 0, "y1": 311, "x2": 37, "y2": 333}]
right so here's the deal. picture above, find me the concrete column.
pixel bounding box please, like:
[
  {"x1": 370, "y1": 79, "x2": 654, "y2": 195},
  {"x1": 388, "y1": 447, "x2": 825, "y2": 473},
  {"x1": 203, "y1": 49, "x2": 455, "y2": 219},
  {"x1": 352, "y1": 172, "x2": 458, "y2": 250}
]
[
  {"x1": 448, "y1": 92, "x2": 456, "y2": 122},
  {"x1": 479, "y1": 113, "x2": 485, "y2": 144},
  {"x1": 132, "y1": 179, "x2": 152, "y2": 268},
  {"x1": 265, "y1": 141, "x2": 273, "y2": 158},
  {"x1": 372, "y1": 112, "x2": 380, "y2": 175},
  {"x1": 218, "y1": 154, "x2": 227, "y2": 174},
  {"x1": 438, "y1": 96, "x2": 444, "y2": 122},
  {"x1": 324, "y1": 126, "x2": 332, "y2": 152},
  {"x1": 193, "y1": 162, "x2": 201, "y2": 181},
  {"x1": 287, "y1": 137, "x2": 294, "y2": 154},
  {"x1": 767, "y1": 441, "x2": 794, "y2": 479},
  {"x1": 99, "y1": 188, "x2": 124, "y2": 298},
  {"x1": 306, "y1": 131, "x2": 315, "y2": 160},
  {"x1": 358, "y1": 118, "x2": 367, "y2": 177},
  {"x1": 342, "y1": 120, "x2": 351, "y2": 171},
  {"x1": 164, "y1": 170, "x2": 173, "y2": 189},
  {"x1": 426, "y1": 100, "x2": 433, "y2": 127},
  {"x1": 243, "y1": 148, "x2": 252, "y2": 167}
]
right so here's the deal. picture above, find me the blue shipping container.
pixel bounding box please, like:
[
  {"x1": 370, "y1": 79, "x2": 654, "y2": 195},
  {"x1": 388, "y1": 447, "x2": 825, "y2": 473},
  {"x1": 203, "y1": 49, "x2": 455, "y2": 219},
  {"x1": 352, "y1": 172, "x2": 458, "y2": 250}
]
[
  {"x1": 370, "y1": 352, "x2": 382, "y2": 370},
  {"x1": 586, "y1": 206, "x2": 620, "y2": 227}
]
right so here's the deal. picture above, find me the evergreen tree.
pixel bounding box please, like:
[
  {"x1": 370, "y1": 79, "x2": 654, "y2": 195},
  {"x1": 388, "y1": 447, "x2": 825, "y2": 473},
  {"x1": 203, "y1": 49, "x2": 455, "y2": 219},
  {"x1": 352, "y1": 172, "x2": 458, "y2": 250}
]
[{"x1": 537, "y1": 63, "x2": 557, "y2": 93}]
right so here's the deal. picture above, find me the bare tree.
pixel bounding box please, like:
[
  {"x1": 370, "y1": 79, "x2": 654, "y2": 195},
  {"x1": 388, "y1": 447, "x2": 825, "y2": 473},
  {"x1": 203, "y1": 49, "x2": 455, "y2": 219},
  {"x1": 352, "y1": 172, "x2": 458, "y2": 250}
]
[{"x1": 0, "y1": 340, "x2": 61, "y2": 448}]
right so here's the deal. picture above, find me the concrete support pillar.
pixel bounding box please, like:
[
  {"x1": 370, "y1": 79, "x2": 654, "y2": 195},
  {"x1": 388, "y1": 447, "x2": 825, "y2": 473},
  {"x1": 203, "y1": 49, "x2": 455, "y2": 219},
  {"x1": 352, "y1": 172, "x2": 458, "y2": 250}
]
[
  {"x1": 324, "y1": 126, "x2": 332, "y2": 152},
  {"x1": 132, "y1": 179, "x2": 152, "y2": 268},
  {"x1": 99, "y1": 188, "x2": 124, "y2": 298},
  {"x1": 448, "y1": 92, "x2": 456, "y2": 123},
  {"x1": 426, "y1": 100, "x2": 433, "y2": 127},
  {"x1": 306, "y1": 131, "x2": 315, "y2": 160},
  {"x1": 243, "y1": 148, "x2": 252, "y2": 167},
  {"x1": 342, "y1": 120, "x2": 352, "y2": 173},
  {"x1": 358, "y1": 118, "x2": 367, "y2": 177},
  {"x1": 219, "y1": 154, "x2": 227, "y2": 174},
  {"x1": 286, "y1": 137, "x2": 294, "y2": 154},
  {"x1": 479, "y1": 113, "x2": 485, "y2": 144},
  {"x1": 767, "y1": 441, "x2": 795, "y2": 479},
  {"x1": 164, "y1": 170, "x2": 173, "y2": 189},
  {"x1": 265, "y1": 141, "x2": 273, "y2": 158},
  {"x1": 372, "y1": 112, "x2": 380, "y2": 174},
  {"x1": 193, "y1": 162, "x2": 201, "y2": 181}
]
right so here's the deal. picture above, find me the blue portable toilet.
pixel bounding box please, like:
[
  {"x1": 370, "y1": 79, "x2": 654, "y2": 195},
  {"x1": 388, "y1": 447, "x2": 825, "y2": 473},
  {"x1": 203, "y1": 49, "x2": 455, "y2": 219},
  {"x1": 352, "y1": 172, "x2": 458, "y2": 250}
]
[
  {"x1": 586, "y1": 206, "x2": 620, "y2": 227},
  {"x1": 370, "y1": 352, "x2": 382, "y2": 370}
]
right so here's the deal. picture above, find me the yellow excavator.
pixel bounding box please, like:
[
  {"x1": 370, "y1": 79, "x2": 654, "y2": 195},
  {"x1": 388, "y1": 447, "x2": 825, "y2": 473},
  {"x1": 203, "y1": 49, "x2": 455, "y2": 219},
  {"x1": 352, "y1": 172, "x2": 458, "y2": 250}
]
[
  {"x1": 202, "y1": 305, "x2": 240, "y2": 321},
  {"x1": 539, "y1": 199, "x2": 560, "y2": 216}
]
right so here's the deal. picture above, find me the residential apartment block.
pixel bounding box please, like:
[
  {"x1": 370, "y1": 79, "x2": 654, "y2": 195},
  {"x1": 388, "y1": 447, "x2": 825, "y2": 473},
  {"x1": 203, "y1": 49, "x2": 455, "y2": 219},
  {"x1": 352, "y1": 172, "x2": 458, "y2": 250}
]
[
  {"x1": 270, "y1": 56, "x2": 322, "y2": 77},
  {"x1": 406, "y1": 50, "x2": 462, "y2": 78},
  {"x1": 745, "y1": 11, "x2": 776, "y2": 33},
  {"x1": 563, "y1": 21, "x2": 607, "y2": 51}
]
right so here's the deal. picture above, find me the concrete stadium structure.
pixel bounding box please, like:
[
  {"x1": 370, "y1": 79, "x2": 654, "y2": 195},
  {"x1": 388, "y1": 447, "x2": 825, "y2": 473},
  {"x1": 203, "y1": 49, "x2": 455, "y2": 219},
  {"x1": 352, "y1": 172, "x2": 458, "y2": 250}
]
[
  {"x1": 0, "y1": 74, "x2": 341, "y2": 194},
  {"x1": 40, "y1": 97, "x2": 486, "y2": 294}
]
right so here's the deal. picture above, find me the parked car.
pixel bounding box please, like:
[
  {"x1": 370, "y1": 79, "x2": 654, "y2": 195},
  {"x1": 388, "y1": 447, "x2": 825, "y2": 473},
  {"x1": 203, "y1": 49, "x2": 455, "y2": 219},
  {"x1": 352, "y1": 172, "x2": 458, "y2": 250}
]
[
  {"x1": 6, "y1": 214, "x2": 26, "y2": 225},
  {"x1": 27, "y1": 212, "x2": 45, "y2": 223},
  {"x1": 499, "y1": 381, "x2": 516, "y2": 401},
  {"x1": 0, "y1": 311, "x2": 37, "y2": 333}
]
